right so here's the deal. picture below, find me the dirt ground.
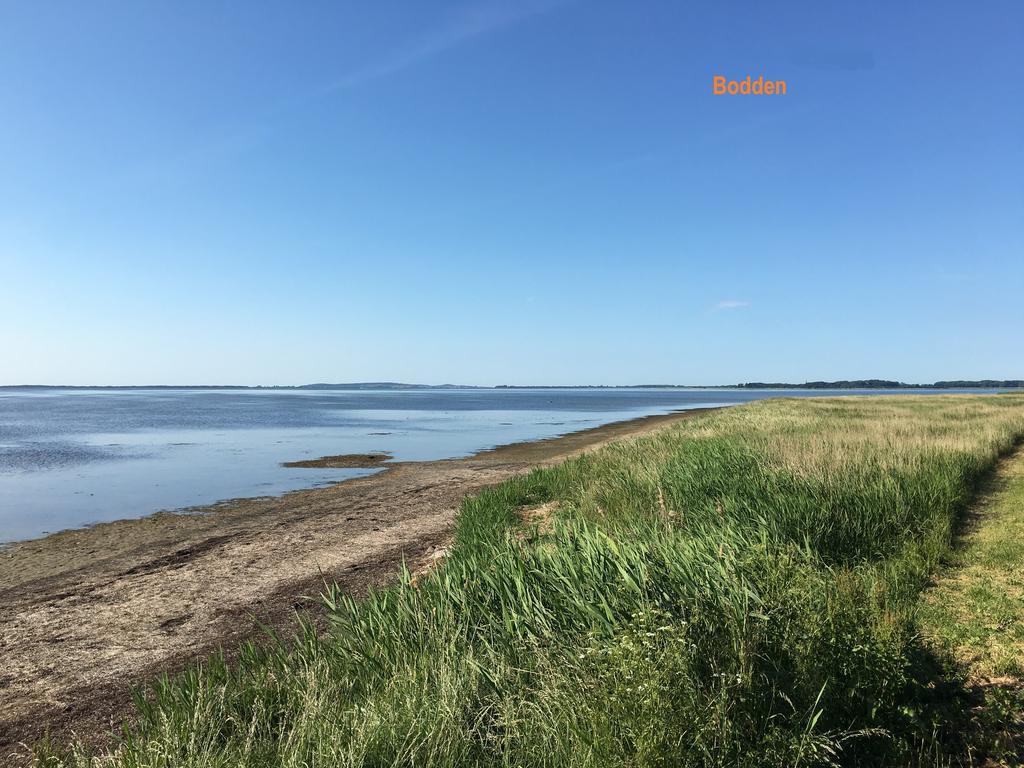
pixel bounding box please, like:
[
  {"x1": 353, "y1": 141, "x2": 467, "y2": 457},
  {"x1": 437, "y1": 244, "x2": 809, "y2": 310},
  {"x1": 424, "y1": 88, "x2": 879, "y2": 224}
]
[{"x1": 0, "y1": 408, "x2": 710, "y2": 758}]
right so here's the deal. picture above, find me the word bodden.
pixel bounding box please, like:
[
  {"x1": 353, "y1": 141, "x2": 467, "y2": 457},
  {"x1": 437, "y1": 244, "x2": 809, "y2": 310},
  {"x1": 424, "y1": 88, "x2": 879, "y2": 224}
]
[{"x1": 713, "y1": 75, "x2": 787, "y2": 95}]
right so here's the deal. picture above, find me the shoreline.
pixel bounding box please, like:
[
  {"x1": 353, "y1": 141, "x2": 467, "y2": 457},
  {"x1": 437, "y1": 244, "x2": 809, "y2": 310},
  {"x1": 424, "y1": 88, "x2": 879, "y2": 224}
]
[{"x1": 0, "y1": 407, "x2": 715, "y2": 755}]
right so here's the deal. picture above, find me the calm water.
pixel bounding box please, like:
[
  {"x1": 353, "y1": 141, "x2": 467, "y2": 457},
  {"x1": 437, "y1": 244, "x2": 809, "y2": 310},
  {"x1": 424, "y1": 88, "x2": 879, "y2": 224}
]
[{"x1": 0, "y1": 387, "x2": 990, "y2": 542}]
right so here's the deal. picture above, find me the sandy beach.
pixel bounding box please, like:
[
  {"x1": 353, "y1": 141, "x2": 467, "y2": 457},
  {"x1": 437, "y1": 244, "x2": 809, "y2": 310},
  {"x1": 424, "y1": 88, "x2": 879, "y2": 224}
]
[{"x1": 0, "y1": 408, "x2": 711, "y2": 755}]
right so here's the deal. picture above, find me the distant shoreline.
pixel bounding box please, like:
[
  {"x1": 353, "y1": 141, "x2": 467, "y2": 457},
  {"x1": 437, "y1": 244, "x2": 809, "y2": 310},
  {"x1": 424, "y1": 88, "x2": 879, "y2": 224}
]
[{"x1": 2, "y1": 380, "x2": 1022, "y2": 391}]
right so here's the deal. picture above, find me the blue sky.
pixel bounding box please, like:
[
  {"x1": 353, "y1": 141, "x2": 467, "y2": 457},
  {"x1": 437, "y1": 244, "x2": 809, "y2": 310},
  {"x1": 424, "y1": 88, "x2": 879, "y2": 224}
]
[{"x1": 2, "y1": 1, "x2": 1021, "y2": 385}]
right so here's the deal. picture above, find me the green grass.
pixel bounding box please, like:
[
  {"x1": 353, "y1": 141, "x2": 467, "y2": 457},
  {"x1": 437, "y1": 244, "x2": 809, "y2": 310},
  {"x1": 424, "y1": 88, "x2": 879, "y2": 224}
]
[
  {"x1": 35, "y1": 395, "x2": 1024, "y2": 768},
  {"x1": 919, "y1": 447, "x2": 1024, "y2": 682}
]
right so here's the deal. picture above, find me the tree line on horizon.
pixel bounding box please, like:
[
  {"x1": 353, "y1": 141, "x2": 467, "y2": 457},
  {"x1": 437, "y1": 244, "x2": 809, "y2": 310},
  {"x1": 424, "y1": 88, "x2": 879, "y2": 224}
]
[{"x1": 735, "y1": 379, "x2": 1024, "y2": 389}]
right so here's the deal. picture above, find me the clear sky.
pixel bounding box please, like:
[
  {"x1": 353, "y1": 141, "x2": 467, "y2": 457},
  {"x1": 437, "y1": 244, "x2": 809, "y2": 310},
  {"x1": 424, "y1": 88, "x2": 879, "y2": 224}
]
[{"x1": 2, "y1": 1, "x2": 1021, "y2": 385}]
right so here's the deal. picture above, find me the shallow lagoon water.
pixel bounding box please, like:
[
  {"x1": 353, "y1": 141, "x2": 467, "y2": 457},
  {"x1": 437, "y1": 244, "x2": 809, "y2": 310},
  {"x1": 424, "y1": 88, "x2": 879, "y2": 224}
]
[{"x1": 0, "y1": 387, "x2": 991, "y2": 542}]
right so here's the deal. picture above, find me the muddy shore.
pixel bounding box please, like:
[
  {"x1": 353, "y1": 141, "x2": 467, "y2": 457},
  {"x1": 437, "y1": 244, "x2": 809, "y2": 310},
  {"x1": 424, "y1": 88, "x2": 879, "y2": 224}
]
[{"x1": 0, "y1": 408, "x2": 711, "y2": 757}]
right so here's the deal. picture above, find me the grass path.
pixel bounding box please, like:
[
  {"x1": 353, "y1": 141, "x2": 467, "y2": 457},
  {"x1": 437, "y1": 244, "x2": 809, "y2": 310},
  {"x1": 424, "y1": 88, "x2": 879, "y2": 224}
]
[
  {"x1": 920, "y1": 447, "x2": 1024, "y2": 682},
  {"x1": 919, "y1": 446, "x2": 1024, "y2": 764}
]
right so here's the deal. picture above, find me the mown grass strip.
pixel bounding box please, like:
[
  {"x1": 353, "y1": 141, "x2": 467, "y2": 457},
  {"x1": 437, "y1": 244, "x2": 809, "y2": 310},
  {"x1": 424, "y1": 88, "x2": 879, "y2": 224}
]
[
  {"x1": 918, "y1": 447, "x2": 1024, "y2": 764},
  {"x1": 920, "y1": 447, "x2": 1024, "y2": 681}
]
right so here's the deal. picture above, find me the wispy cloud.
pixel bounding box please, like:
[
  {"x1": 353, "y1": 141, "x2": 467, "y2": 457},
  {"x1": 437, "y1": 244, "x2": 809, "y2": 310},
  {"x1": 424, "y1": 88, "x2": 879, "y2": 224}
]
[
  {"x1": 712, "y1": 300, "x2": 750, "y2": 311},
  {"x1": 321, "y1": 0, "x2": 565, "y2": 94},
  {"x1": 118, "y1": 1, "x2": 566, "y2": 190}
]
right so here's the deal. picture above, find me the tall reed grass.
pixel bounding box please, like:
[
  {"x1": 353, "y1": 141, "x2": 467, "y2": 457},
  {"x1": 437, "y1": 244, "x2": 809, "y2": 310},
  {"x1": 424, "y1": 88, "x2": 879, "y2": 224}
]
[{"x1": 38, "y1": 395, "x2": 1024, "y2": 767}]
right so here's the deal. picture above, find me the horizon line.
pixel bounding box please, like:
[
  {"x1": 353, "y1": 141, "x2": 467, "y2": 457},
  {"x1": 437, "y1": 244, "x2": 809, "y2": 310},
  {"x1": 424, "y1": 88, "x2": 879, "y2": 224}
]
[{"x1": 2, "y1": 379, "x2": 1022, "y2": 391}]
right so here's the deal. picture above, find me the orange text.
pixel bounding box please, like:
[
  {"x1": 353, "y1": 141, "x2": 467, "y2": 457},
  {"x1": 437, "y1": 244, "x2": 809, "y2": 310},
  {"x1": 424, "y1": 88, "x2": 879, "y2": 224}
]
[{"x1": 712, "y1": 76, "x2": 787, "y2": 95}]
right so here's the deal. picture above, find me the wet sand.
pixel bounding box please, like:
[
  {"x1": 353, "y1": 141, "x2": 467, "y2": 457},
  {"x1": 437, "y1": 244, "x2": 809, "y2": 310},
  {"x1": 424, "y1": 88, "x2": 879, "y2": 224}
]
[
  {"x1": 282, "y1": 452, "x2": 393, "y2": 468},
  {"x1": 0, "y1": 408, "x2": 712, "y2": 756}
]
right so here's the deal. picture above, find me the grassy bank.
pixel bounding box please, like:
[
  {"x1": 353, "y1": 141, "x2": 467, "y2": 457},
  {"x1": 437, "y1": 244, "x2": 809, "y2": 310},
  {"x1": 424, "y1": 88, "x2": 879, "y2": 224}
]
[{"x1": 36, "y1": 395, "x2": 1024, "y2": 767}]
